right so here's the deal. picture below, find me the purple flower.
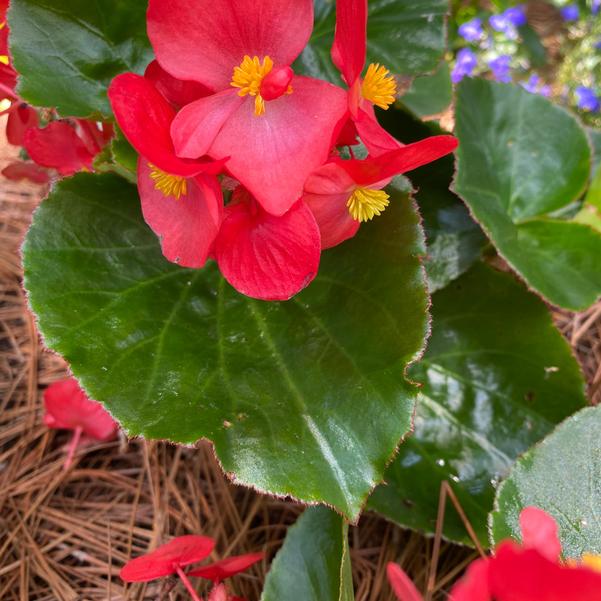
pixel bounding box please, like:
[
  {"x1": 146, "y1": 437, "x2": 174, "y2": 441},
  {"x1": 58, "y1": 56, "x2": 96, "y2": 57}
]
[
  {"x1": 560, "y1": 4, "x2": 579, "y2": 21},
  {"x1": 595, "y1": 38, "x2": 601, "y2": 50},
  {"x1": 504, "y1": 6, "x2": 527, "y2": 27},
  {"x1": 539, "y1": 85, "x2": 552, "y2": 98},
  {"x1": 458, "y1": 18, "x2": 484, "y2": 42},
  {"x1": 521, "y1": 74, "x2": 551, "y2": 97},
  {"x1": 488, "y1": 55, "x2": 512, "y2": 83},
  {"x1": 451, "y1": 48, "x2": 478, "y2": 83},
  {"x1": 489, "y1": 14, "x2": 518, "y2": 39},
  {"x1": 575, "y1": 86, "x2": 600, "y2": 112},
  {"x1": 593, "y1": 0, "x2": 601, "y2": 15}
]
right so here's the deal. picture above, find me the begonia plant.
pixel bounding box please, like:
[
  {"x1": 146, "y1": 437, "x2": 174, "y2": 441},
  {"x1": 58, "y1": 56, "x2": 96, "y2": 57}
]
[{"x1": 7, "y1": 0, "x2": 601, "y2": 596}]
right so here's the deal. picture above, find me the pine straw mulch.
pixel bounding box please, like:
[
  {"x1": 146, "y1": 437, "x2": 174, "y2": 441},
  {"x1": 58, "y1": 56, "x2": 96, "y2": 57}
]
[{"x1": 0, "y1": 145, "x2": 599, "y2": 601}]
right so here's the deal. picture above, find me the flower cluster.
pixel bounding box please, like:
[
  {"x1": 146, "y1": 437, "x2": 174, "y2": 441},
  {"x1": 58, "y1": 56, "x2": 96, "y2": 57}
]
[
  {"x1": 109, "y1": 0, "x2": 457, "y2": 301},
  {"x1": 387, "y1": 507, "x2": 601, "y2": 600},
  {"x1": 120, "y1": 535, "x2": 263, "y2": 601}
]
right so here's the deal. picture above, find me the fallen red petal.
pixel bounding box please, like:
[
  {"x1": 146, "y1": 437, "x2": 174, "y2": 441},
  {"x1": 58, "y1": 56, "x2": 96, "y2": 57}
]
[{"x1": 189, "y1": 552, "x2": 264, "y2": 582}]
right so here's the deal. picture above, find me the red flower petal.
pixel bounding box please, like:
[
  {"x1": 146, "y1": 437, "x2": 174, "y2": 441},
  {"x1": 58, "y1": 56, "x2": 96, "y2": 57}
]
[
  {"x1": 519, "y1": 507, "x2": 562, "y2": 562},
  {"x1": 137, "y1": 160, "x2": 223, "y2": 268},
  {"x1": 24, "y1": 122, "x2": 95, "y2": 176},
  {"x1": 145, "y1": 60, "x2": 210, "y2": 108},
  {"x1": 108, "y1": 73, "x2": 220, "y2": 178},
  {"x1": 204, "y1": 76, "x2": 348, "y2": 216},
  {"x1": 170, "y1": 89, "x2": 244, "y2": 160},
  {"x1": 189, "y1": 552, "x2": 264, "y2": 582},
  {"x1": 489, "y1": 542, "x2": 601, "y2": 601},
  {"x1": 2, "y1": 161, "x2": 50, "y2": 184},
  {"x1": 331, "y1": 0, "x2": 367, "y2": 86},
  {"x1": 120, "y1": 535, "x2": 215, "y2": 582},
  {"x1": 449, "y1": 558, "x2": 491, "y2": 601},
  {"x1": 303, "y1": 162, "x2": 359, "y2": 249},
  {"x1": 76, "y1": 120, "x2": 113, "y2": 157},
  {"x1": 386, "y1": 563, "x2": 423, "y2": 601},
  {"x1": 43, "y1": 378, "x2": 118, "y2": 441},
  {"x1": 0, "y1": 63, "x2": 17, "y2": 99},
  {"x1": 208, "y1": 584, "x2": 229, "y2": 601},
  {"x1": 147, "y1": 0, "x2": 314, "y2": 90},
  {"x1": 338, "y1": 135, "x2": 458, "y2": 187},
  {"x1": 214, "y1": 190, "x2": 321, "y2": 301},
  {"x1": 6, "y1": 104, "x2": 38, "y2": 146},
  {"x1": 355, "y1": 106, "x2": 402, "y2": 156}
]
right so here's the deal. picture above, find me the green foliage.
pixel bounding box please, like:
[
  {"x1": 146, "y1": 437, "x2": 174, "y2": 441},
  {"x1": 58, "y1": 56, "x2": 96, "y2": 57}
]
[
  {"x1": 261, "y1": 507, "x2": 353, "y2": 601},
  {"x1": 454, "y1": 78, "x2": 601, "y2": 310},
  {"x1": 9, "y1": 0, "x2": 152, "y2": 117},
  {"x1": 491, "y1": 406, "x2": 601, "y2": 558},
  {"x1": 399, "y1": 62, "x2": 452, "y2": 119},
  {"x1": 368, "y1": 263, "x2": 587, "y2": 544},
  {"x1": 23, "y1": 173, "x2": 429, "y2": 521}
]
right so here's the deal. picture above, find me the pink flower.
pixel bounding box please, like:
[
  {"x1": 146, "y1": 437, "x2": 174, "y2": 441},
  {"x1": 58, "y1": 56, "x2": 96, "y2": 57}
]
[
  {"x1": 189, "y1": 552, "x2": 264, "y2": 583},
  {"x1": 387, "y1": 507, "x2": 601, "y2": 601},
  {"x1": 109, "y1": 73, "x2": 224, "y2": 269},
  {"x1": 331, "y1": 0, "x2": 402, "y2": 155},
  {"x1": 149, "y1": 0, "x2": 348, "y2": 216},
  {"x1": 43, "y1": 378, "x2": 118, "y2": 470},
  {"x1": 304, "y1": 136, "x2": 458, "y2": 248}
]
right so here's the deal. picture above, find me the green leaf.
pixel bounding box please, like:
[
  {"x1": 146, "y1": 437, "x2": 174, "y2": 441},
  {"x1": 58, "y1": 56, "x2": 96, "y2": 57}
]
[
  {"x1": 368, "y1": 263, "x2": 587, "y2": 545},
  {"x1": 296, "y1": 0, "x2": 448, "y2": 82},
  {"x1": 490, "y1": 406, "x2": 601, "y2": 558},
  {"x1": 9, "y1": 0, "x2": 152, "y2": 117},
  {"x1": 261, "y1": 507, "x2": 353, "y2": 601},
  {"x1": 454, "y1": 78, "x2": 601, "y2": 311},
  {"x1": 23, "y1": 173, "x2": 429, "y2": 521},
  {"x1": 399, "y1": 62, "x2": 452, "y2": 119}
]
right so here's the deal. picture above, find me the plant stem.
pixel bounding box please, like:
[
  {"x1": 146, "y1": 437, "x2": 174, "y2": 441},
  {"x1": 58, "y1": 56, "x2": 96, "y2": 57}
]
[
  {"x1": 176, "y1": 566, "x2": 203, "y2": 601},
  {"x1": 63, "y1": 426, "x2": 83, "y2": 471}
]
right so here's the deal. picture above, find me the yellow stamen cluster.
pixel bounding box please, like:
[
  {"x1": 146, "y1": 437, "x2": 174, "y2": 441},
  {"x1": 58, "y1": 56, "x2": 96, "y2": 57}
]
[
  {"x1": 347, "y1": 187, "x2": 390, "y2": 222},
  {"x1": 0, "y1": 20, "x2": 8, "y2": 65},
  {"x1": 362, "y1": 63, "x2": 397, "y2": 110},
  {"x1": 231, "y1": 55, "x2": 274, "y2": 117},
  {"x1": 579, "y1": 554, "x2": 601, "y2": 573},
  {"x1": 149, "y1": 164, "x2": 187, "y2": 199}
]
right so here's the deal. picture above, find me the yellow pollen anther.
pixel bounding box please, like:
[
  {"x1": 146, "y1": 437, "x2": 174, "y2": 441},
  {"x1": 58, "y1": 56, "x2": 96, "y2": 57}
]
[
  {"x1": 149, "y1": 164, "x2": 187, "y2": 199},
  {"x1": 580, "y1": 554, "x2": 601, "y2": 573},
  {"x1": 347, "y1": 187, "x2": 390, "y2": 222},
  {"x1": 0, "y1": 55, "x2": 9, "y2": 66},
  {"x1": 362, "y1": 63, "x2": 397, "y2": 110},
  {"x1": 231, "y1": 55, "x2": 274, "y2": 117}
]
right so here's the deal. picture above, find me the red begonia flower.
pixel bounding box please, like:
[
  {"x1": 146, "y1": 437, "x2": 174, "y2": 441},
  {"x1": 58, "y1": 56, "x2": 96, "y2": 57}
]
[
  {"x1": 304, "y1": 135, "x2": 458, "y2": 248},
  {"x1": 2, "y1": 161, "x2": 50, "y2": 184},
  {"x1": 386, "y1": 563, "x2": 423, "y2": 601},
  {"x1": 24, "y1": 121, "x2": 97, "y2": 176},
  {"x1": 76, "y1": 119, "x2": 114, "y2": 157},
  {"x1": 137, "y1": 159, "x2": 223, "y2": 268},
  {"x1": 213, "y1": 187, "x2": 321, "y2": 301},
  {"x1": 109, "y1": 73, "x2": 225, "y2": 269},
  {"x1": 120, "y1": 535, "x2": 215, "y2": 582},
  {"x1": 145, "y1": 60, "x2": 210, "y2": 109},
  {"x1": 331, "y1": 0, "x2": 401, "y2": 155},
  {"x1": 448, "y1": 559, "x2": 491, "y2": 601},
  {"x1": 149, "y1": 0, "x2": 348, "y2": 216},
  {"x1": 189, "y1": 552, "x2": 264, "y2": 582},
  {"x1": 519, "y1": 506, "x2": 562, "y2": 562},
  {"x1": 6, "y1": 104, "x2": 38, "y2": 146},
  {"x1": 44, "y1": 378, "x2": 118, "y2": 470},
  {"x1": 108, "y1": 73, "x2": 221, "y2": 178}
]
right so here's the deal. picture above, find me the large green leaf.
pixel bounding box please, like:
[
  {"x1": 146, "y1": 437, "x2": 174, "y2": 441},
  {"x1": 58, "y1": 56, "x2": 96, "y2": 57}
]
[
  {"x1": 296, "y1": 0, "x2": 448, "y2": 82},
  {"x1": 454, "y1": 78, "x2": 601, "y2": 311},
  {"x1": 368, "y1": 263, "x2": 587, "y2": 545},
  {"x1": 23, "y1": 173, "x2": 429, "y2": 521},
  {"x1": 9, "y1": 0, "x2": 152, "y2": 117},
  {"x1": 261, "y1": 507, "x2": 353, "y2": 601},
  {"x1": 490, "y1": 406, "x2": 601, "y2": 558}
]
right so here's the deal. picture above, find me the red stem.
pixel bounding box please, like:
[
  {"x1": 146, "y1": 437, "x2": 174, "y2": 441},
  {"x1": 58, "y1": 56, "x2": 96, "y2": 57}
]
[
  {"x1": 63, "y1": 426, "x2": 83, "y2": 471},
  {"x1": 176, "y1": 566, "x2": 203, "y2": 601}
]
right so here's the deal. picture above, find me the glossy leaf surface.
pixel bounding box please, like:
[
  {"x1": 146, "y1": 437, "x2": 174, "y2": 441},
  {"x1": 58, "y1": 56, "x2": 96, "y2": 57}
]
[
  {"x1": 491, "y1": 406, "x2": 601, "y2": 558},
  {"x1": 261, "y1": 507, "x2": 353, "y2": 601},
  {"x1": 296, "y1": 0, "x2": 448, "y2": 82},
  {"x1": 368, "y1": 263, "x2": 587, "y2": 544},
  {"x1": 399, "y1": 62, "x2": 452, "y2": 119},
  {"x1": 23, "y1": 173, "x2": 429, "y2": 521},
  {"x1": 9, "y1": 0, "x2": 152, "y2": 117},
  {"x1": 454, "y1": 78, "x2": 601, "y2": 311}
]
